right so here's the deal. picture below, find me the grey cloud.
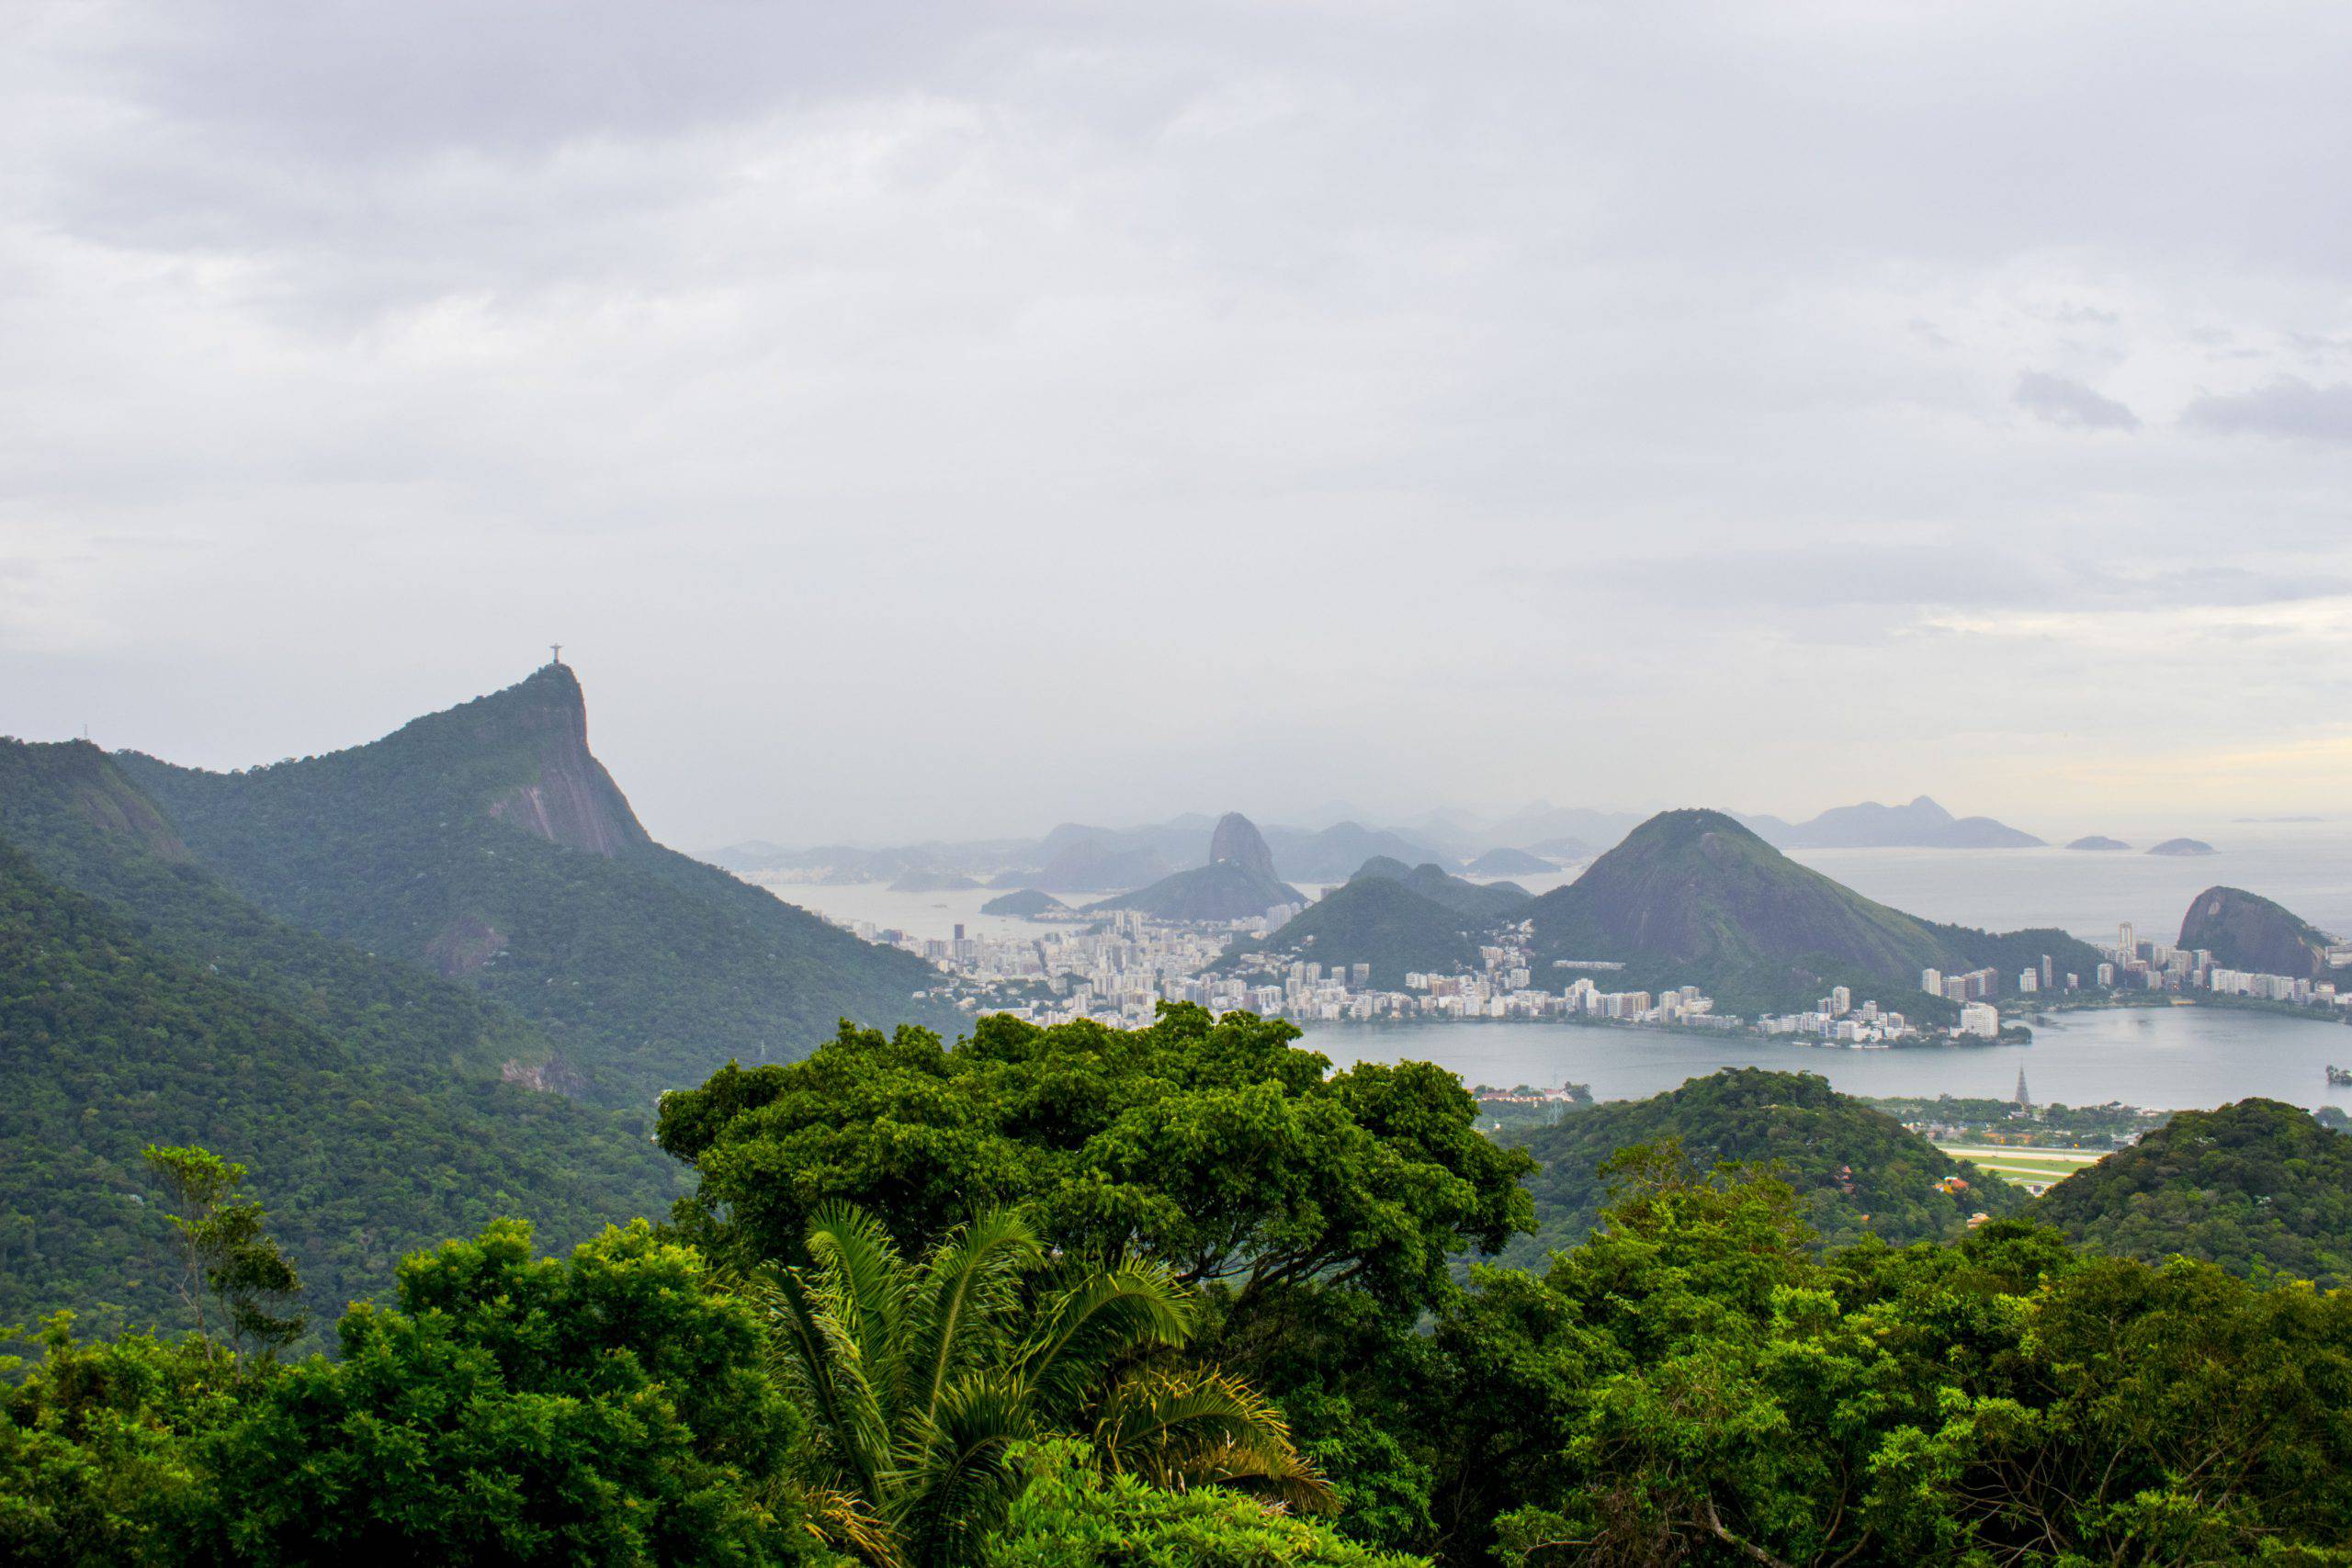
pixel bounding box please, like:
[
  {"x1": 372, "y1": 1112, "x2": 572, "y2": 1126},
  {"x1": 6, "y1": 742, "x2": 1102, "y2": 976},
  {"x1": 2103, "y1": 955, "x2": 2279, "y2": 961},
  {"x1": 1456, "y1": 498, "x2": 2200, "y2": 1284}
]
[
  {"x1": 2183, "y1": 377, "x2": 2352, "y2": 442},
  {"x1": 2013, "y1": 372, "x2": 2141, "y2": 432},
  {"x1": 8, "y1": 3, "x2": 2352, "y2": 840}
]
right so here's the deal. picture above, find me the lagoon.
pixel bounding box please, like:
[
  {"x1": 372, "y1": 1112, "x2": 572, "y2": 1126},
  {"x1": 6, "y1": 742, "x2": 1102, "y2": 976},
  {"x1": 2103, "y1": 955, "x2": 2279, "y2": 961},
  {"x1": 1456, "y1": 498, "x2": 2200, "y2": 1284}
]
[{"x1": 1299, "y1": 1004, "x2": 2352, "y2": 1113}]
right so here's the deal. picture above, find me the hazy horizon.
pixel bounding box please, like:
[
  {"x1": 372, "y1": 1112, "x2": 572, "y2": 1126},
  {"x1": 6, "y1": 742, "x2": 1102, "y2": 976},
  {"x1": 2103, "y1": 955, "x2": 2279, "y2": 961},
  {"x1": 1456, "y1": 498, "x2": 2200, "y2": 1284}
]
[{"x1": 8, "y1": 4, "x2": 2352, "y2": 844}]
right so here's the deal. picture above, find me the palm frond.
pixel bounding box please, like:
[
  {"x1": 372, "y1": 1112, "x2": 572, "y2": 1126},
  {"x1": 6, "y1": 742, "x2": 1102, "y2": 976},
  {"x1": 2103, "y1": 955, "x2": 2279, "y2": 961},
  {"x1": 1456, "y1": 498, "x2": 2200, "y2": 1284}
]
[
  {"x1": 806, "y1": 1201, "x2": 916, "y2": 1436},
  {"x1": 792, "y1": 1483, "x2": 907, "y2": 1568},
  {"x1": 1017, "y1": 1256, "x2": 1196, "y2": 1420},
  {"x1": 890, "y1": 1372, "x2": 1035, "y2": 1568},
  {"x1": 903, "y1": 1208, "x2": 1042, "y2": 1428},
  {"x1": 759, "y1": 1266, "x2": 896, "y2": 1509},
  {"x1": 1091, "y1": 1366, "x2": 1338, "y2": 1514}
]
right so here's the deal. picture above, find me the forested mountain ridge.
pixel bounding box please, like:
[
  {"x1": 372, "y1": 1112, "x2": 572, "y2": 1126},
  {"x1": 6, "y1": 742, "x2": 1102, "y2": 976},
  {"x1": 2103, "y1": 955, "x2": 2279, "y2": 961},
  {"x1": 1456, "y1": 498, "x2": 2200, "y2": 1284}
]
[
  {"x1": 1492, "y1": 1068, "x2": 2025, "y2": 1268},
  {"x1": 0, "y1": 837, "x2": 683, "y2": 1337},
  {"x1": 0, "y1": 738, "x2": 548, "y2": 1081},
  {"x1": 112, "y1": 663, "x2": 950, "y2": 1103},
  {"x1": 2037, "y1": 1098, "x2": 2352, "y2": 1285}
]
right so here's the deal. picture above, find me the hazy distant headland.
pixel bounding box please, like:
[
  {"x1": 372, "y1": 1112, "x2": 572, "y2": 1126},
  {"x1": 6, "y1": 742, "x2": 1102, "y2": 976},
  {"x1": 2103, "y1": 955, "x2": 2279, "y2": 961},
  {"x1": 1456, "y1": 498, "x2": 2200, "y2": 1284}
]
[{"x1": 708, "y1": 793, "x2": 2050, "y2": 891}]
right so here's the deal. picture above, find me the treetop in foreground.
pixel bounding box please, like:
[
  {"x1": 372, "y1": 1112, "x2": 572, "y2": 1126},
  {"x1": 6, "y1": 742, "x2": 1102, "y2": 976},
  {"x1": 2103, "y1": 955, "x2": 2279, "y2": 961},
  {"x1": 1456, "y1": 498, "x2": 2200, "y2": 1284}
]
[{"x1": 657, "y1": 1004, "x2": 1536, "y2": 1322}]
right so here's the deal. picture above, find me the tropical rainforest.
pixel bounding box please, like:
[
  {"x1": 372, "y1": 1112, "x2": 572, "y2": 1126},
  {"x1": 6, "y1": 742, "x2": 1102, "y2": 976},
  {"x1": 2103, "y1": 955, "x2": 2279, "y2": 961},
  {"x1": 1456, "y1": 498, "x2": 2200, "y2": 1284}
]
[{"x1": 6, "y1": 1005, "x2": 2350, "y2": 1566}]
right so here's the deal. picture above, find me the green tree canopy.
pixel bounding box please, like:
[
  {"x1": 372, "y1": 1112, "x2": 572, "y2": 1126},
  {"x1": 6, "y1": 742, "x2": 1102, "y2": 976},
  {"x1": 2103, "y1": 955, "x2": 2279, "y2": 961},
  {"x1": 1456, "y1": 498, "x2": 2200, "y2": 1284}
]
[
  {"x1": 191, "y1": 1219, "x2": 819, "y2": 1565},
  {"x1": 658, "y1": 1006, "x2": 1534, "y2": 1326}
]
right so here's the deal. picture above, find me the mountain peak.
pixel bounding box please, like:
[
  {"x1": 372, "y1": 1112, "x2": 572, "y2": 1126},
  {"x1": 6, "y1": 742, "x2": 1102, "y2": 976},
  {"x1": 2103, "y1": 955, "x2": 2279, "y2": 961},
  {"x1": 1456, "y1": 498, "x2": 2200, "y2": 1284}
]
[
  {"x1": 1208, "y1": 811, "x2": 1277, "y2": 880},
  {"x1": 475, "y1": 668, "x2": 644, "y2": 858},
  {"x1": 377, "y1": 664, "x2": 646, "y2": 858}
]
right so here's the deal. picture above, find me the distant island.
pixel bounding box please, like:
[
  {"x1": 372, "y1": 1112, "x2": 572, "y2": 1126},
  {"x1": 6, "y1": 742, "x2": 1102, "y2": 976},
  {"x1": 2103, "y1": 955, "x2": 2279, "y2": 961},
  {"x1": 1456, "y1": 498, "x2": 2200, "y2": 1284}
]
[
  {"x1": 1742, "y1": 795, "x2": 2044, "y2": 851},
  {"x1": 2065, "y1": 835, "x2": 2132, "y2": 852},
  {"x1": 980, "y1": 887, "x2": 1068, "y2": 918},
  {"x1": 1464, "y1": 845, "x2": 1554, "y2": 875},
  {"x1": 2146, "y1": 838, "x2": 2217, "y2": 857},
  {"x1": 888, "y1": 870, "x2": 982, "y2": 892}
]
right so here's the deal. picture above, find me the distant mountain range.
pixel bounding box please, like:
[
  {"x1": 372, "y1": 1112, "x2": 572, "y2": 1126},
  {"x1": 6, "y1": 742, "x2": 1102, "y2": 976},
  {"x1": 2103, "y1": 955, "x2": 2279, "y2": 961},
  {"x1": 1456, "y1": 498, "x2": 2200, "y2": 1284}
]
[{"x1": 712, "y1": 793, "x2": 2047, "y2": 893}]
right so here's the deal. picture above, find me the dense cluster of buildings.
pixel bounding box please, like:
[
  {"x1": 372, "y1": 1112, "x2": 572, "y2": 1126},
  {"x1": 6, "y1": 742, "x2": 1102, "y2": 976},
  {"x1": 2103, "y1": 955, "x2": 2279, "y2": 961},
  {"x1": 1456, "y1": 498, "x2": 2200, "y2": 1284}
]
[
  {"x1": 830, "y1": 897, "x2": 2347, "y2": 1038},
  {"x1": 833, "y1": 908, "x2": 1736, "y2": 1030},
  {"x1": 2101, "y1": 921, "x2": 2350, "y2": 1010},
  {"x1": 1757, "y1": 986, "x2": 1926, "y2": 1046}
]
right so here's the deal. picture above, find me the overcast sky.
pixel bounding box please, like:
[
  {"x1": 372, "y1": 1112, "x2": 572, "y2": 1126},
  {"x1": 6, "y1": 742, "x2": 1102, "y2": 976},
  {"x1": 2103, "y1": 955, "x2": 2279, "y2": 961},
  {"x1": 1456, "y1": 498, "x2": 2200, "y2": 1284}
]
[{"x1": 6, "y1": 2, "x2": 2352, "y2": 847}]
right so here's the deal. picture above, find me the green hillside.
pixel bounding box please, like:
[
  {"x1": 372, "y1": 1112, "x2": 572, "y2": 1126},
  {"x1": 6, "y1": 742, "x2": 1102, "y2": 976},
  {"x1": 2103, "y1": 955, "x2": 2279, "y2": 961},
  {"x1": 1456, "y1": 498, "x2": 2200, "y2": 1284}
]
[
  {"x1": 2035, "y1": 1099, "x2": 2352, "y2": 1285},
  {"x1": 1490, "y1": 1068, "x2": 2026, "y2": 1268},
  {"x1": 0, "y1": 739, "x2": 541, "y2": 1083},
  {"x1": 1240, "y1": 875, "x2": 1481, "y2": 987},
  {"x1": 1348, "y1": 857, "x2": 1532, "y2": 922},
  {"x1": 1528, "y1": 808, "x2": 2098, "y2": 1013},
  {"x1": 0, "y1": 838, "x2": 682, "y2": 1337},
  {"x1": 112, "y1": 664, "x2": 948, "y2": 1104}
]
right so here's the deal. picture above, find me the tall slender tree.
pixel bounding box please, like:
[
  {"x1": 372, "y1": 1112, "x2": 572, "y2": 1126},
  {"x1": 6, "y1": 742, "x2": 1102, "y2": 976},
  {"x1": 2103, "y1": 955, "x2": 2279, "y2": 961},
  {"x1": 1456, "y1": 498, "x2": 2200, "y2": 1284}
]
[{"x1": 139, "y1": 1145, "x2": 303, "y2": 1371}]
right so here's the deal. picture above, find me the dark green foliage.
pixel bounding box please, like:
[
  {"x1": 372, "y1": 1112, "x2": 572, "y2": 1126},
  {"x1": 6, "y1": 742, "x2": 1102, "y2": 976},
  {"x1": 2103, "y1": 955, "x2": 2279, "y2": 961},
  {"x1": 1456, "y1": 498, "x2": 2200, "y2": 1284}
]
[
  {"x1": 978, "y1": 888, "x2": 1066, "y2": 917},
  {"x1": 0, "y1": 1316, "x2": 225, "y2": 1565},
  {"x1": 2035, "y1": 1097, "x2": 2352, "y2": 1284},
  {"x1": 769, "y1": 1203, "x2": 1325, "y2": 1565},
  {"x1": 0, "y1": 840, "x2": 681, "y2": 1337},
  {"x1": 1422, "y1": 1160, "x2": 2352, "y2": 1567},
  {"x1": 657, "y1": 1006, "x2": 1534, "y2": 1328},
  {"x1": 0, "y1": 737, "x2": 545, "y2": 1082},
  {"x1": 191, "y1": 1220, "x2": 815, "y2": 1564},
  {"x1": 111, "y1": 665, "x2": 949, "y2": 1104},
  {"x1": 1234, "y1": 875, "x2": 1483, "y2": 987},
  {"x1": 1527, "y1": 808, "x2": 2101, "y2": 1013},
  {"x1": 12, "y1": 988, "x2": 2352, "y2": 1566},
  {"x1": 1493, "y1": 1069, "x2": 2027, "y2": 1269}
]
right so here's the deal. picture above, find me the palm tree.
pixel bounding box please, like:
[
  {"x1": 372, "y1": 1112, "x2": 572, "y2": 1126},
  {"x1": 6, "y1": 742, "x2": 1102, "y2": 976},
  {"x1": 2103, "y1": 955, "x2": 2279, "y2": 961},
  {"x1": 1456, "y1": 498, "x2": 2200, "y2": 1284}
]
[{"x1": 763, "y1": 1201, "x2": 1329, "y2": 1566}]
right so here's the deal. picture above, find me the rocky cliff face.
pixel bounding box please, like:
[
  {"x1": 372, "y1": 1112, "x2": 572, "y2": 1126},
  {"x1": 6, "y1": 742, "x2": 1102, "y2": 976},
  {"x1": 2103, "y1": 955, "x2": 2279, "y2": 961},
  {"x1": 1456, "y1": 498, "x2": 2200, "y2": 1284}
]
[
  {"x1": 2178, "y1": 886, "x2": 2335, "y2": 979},
  {"x1": 1208, "y1": 811, "x2": 1278, "y2": 880},
  {"x1": 480, "y1": 665, "x2": 650, "y2": 858}
]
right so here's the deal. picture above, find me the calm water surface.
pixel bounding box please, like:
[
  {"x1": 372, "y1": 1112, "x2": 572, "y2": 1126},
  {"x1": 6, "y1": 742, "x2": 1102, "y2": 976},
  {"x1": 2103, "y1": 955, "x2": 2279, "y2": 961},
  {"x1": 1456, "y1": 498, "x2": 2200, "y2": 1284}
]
[{"x1": 1300, "y1": 1007, "x2": 2352, "y2": 1113}]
